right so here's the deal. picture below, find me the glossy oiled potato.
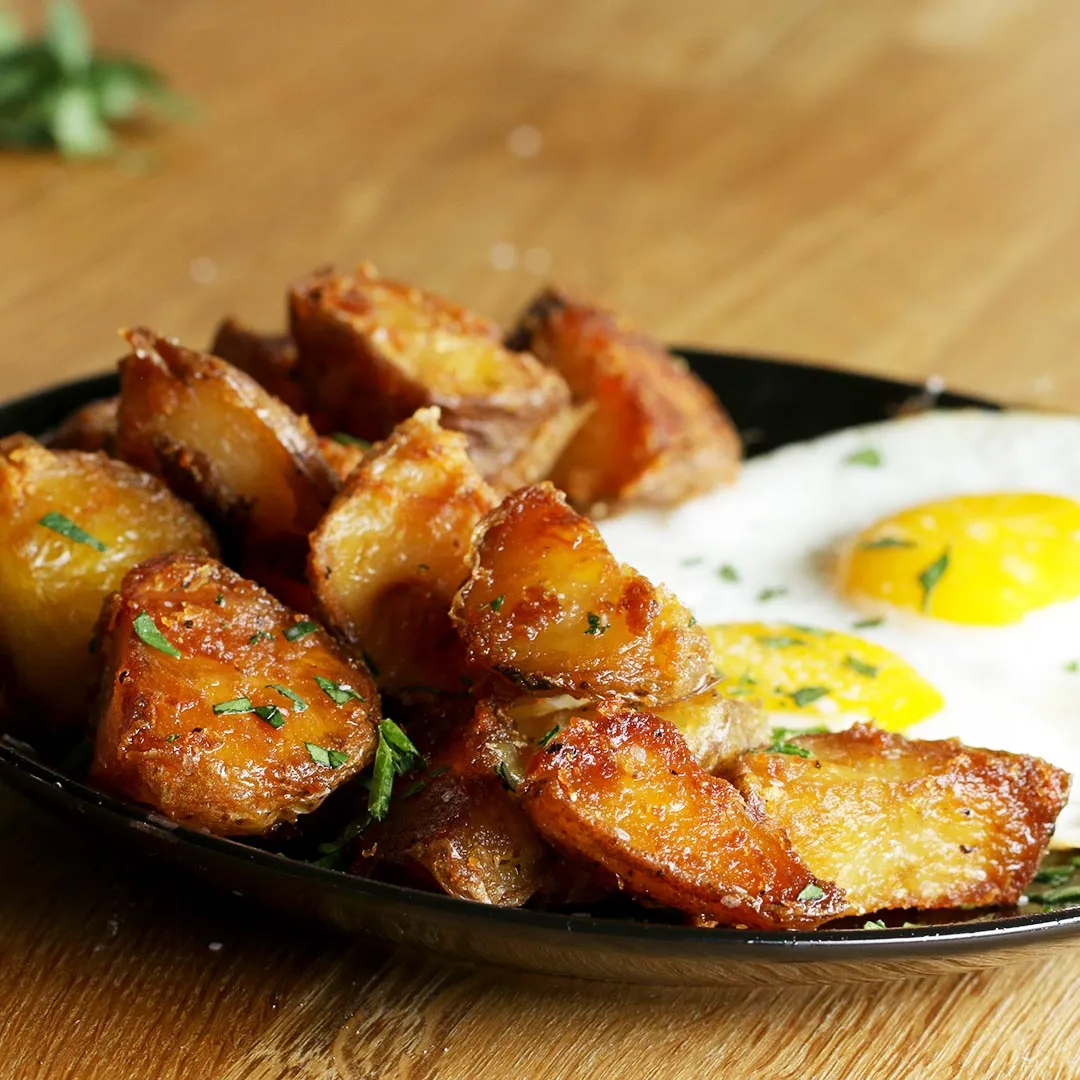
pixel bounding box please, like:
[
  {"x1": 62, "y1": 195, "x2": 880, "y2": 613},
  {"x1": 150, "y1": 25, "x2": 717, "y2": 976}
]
[
  {"x1": 0, "y1": 437, "x2": 217, "y2": 733},
  {"x1": 209, "y1": 317, "x2": 305, "y2": 413},
  {"x1": 91, "y1": 554, "x2": 380, "y2": 836},
  {"x1": 310, "y1": 407, "x2": 497, "y2": 694},
  {"x1": 47, "y1": 396, "x2": 119, "y2": 455},
  {"x1": 732, "y1": 725, "x2": 1069, "y2": 915},
  {"x1": 450, "y1": 483, "x2": 712, "y2": 703},
  {"x1": 358, "y1": 701, "x2": 549, "y2": 906},
  {"x1": 115, "y1": 327, "x2": 337, "y2": 579},
  {"x1": 507, "y1": 289, "x2": 741, "y2": 515},
  {"x1": 317, "y1": 434, "x2": 369, "y2": 483},
  {"x1": 288, "y1": 265, "x2": 582, "y2": 491},
  {"x1": 521, "y1": 706, "x2": 848, "y2": 929}
]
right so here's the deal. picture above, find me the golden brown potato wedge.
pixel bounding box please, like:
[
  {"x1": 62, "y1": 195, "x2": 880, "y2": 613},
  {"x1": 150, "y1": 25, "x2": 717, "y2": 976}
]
[
  {"x1": 115, "y1": 327, "x2": 337, "y2": 580},
  {"x1": 317, "y1": 434, "x2": 370, "y2": 483},
  {"x1": 310, "y1": 407, "x2": 497, "y2": 694},
  {"x1": 357, "y1": 700, "x2": 549, "y2": 906},
  {"x1": 288, "y1": 264, "x2": 582, "y2": 491},
  {"x1": 91, "y1": 554, "x2": 380, "y2": 836},
  {"x1": 0, "y1": 437, "x2": 217, "y2": 733},
  {"x1": 46, "y1": 396, "x2": 119, "y2": 455},
  {"x1": 209, "y1": 317, "x2": 305, "y2": 413},
  {"x1": 521, "y1": 705, "x2": 848, "y2": 929},
  {"x1": 507, "y1": 289, "x2": 741, "y2": 514},
  {"x1": 732, "y1": 725, "x2": 1069, "y2": 916},
  {"x1": 450, "y1": 483, "x2": 712, "y2": 704}
]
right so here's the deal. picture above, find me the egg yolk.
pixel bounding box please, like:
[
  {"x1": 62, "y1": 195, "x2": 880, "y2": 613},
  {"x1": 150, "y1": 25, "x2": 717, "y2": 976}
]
[
  {"x1": 705, "y1": 622, "x2": 943, "y2": 732},
  {"x1": 836, "y1": 493, "x2": 1080, "y2": 626}
]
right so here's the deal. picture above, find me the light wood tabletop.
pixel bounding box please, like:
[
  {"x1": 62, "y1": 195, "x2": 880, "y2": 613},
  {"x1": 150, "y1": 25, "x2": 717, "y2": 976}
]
[{"x1": 3, "y1": 0, "x2": 1080, "y2": 1077}]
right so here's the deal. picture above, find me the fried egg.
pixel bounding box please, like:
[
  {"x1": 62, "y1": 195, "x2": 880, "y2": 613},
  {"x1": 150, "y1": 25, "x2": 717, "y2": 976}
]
[{"x1": 598, "y1": 409, "x2": 1080, "y2": 846}]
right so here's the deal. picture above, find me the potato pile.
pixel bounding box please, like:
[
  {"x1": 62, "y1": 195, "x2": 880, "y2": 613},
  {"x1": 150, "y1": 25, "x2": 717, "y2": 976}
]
[{"x1": 0, "y1": 264, "x2": 1067, "y2": 930}]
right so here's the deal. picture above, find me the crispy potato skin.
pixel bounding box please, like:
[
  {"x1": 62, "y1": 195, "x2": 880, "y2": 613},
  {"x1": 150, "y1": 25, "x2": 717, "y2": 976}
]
[
  {"x1": 288, "y1": 265, "x2": 581, "y2": 491},
  {"x1": 521, "y1": 706, "x2": 848, "y2": 929},
  {"x1": 46, "y1": 397, "x2": 119, "y2": 455},
  {"x1": 732, "y1": 725, "x2": 1070, "y2": 915},
  {"x1": 358, "y1": 701, "x2": 549, "y2": 906},
  {"x1": 318, "y1": 436, "x2": 368, "y2": 483},
  {"x1": 451, "y1": 483, "x2": 712, "y2": 704},
  {"x1": 508, "y1": 289, "x2": 741, "y2": 515},
  {"x1": 209, "y1": 318, "x2": 305, "y2": 413},
  {"x1": 0, "y1": 438, "x2": 217, "y2": 732},
  {"x1": 310, "y1": 407, "x2": 498, "y2": 694},
  {"x1": 90, "y1": 554, "x2": 380, "y2": 836},
  {"x1": 115, "y1": 327, "x2": 337, "y2": 578}
]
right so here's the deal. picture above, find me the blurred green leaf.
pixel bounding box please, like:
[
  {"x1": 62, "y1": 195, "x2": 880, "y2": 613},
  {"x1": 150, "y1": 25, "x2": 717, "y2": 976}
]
[
  {"x1": 46, "y1": 0, "x2": 92, "y2": 74},
  {"x1": 0, "y1": 45, "x2": 58, "y2": 110},
  {"x1": 0, "y1": 10, "x2": 24, "y2": 55},
  {"x1": 50, "y1": 82, "x2": 113, "y2": 156}
]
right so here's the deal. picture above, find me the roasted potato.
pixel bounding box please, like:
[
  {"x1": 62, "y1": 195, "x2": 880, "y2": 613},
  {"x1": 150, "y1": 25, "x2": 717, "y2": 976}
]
[
  {"x1": 47, "y1": 396, "x2": 119, "y2": 455},
  {"x1": 91, "y1": 554, "x2": 380, "y2": 836},
  {"x1": 288, "y1": 264, "x2": 582, "y2": 491},
  {"x1": 115, "y1": 327, "x2": 337, "y2": 579},
  {"x1": 0, "y1": 437, "x2": 217, "y2": 733},
  {"x1": 521, "y1": 705, "x2": 848, "y2": 929},
  {"x1": 317, "y1": 434, "x2": 369, "y2": 483},
  {"x1": 357, "y1": 700, "x2": 549, "y2": 905},
  {"x1": 209, "y1": 317, "x2": 305, "y2": 413},
  {"x1": 310, "y1": 407, "x2": 497, "y2": 694},
  {"x1": 507, "y1": 289, "x2": 741, "y2": 514},
  {"x1": 731, "y1": 725, "x2": 1070, "y2": 915},
  {"x1": 450, "y1": 483, "x2": 712, "y2": 703}
]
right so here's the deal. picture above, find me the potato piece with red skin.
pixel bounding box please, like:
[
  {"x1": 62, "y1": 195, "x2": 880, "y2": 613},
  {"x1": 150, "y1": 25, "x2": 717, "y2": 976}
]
[
  {"x1": 520, "y1": 705, "x2": 849, "y2": 929},
  {"x1": 209, "y1": 318, "x2": 305, "y2": 413},
  {"x1": 507, "y1": 289, "x2": 741, "y2": 515},
  {"x1": 288, "y1": 265, "x2": 581, "y2": 491},
  {"x1": 91, "y1": 554, "x2": 380, "y2": 837},
  {"x1": 115, "y1": 327, "x2": 337, "y2": 582},
  {"x1": 731, "y1": 725, "x2": 1070, "y2": 916},
  {"x1": 450, "y1": 483, "x2": 712, "y2": 704},
  {"x1": 0, "y1": 437, "x2": 217, "y2": 734},
  {"x1": 46, "y1": 396, "x2": 119, "y2": 455},
  {"x1": 310, "y1": 407, "x2": 497, "y2": 694}
]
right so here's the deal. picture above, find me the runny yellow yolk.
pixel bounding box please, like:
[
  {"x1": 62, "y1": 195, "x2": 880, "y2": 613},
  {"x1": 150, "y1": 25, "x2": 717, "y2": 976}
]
[
  {"x1": 836, "y1": 493, "x2": 1080, "y2": 626},
  {"x1": 705, "y1": 622, "x2": 943, "y2": 732}
]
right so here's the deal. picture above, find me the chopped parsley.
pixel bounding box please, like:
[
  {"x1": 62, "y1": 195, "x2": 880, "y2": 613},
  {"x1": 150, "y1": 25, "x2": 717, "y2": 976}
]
[
  {"x1": 758, "y1": 635, "x2": 806, "y2": 649},
  {"x1": 844, "y1": 655, "x2": 879, "y2": 679},
  {"x1": 757, "y1": 586, "x2": 788, "y2": 603},
  {"x1": 212, "y1": 697, "x2": 253, "y2": 715},
  {"x1": 852, "y1": 617, "x2": 884, "y2": 630},
  {"x1": 1029, "y1": 884, "x2": 1080, "y2": 907},
  {"x1": 845, "y1": 447, "x2": 883, "y2": 468},
  {"x1": 215, "y1": 593, "x2": 225, "y2": 606},
  {"x1": 283, "y1": 620, "x2": 319, "y2": 642},
  {"x1": 133, "y1": 611, "x2": 181, "y2": 658},
  {"x1": 688, "y1": 614, "x2": 697, "y2": 627},
  {"x1": 767, "y1": 741, "x2": 811, "y2": 758},
  {"x1": 266, "y1": 684, "x2": 308, "y2": 712},
  {"x1": 253, "y1": 704, "x2": 286, "y2": 729},
  {"x1": 38, "y1": 511, "x2": 108, "y2": 551},
  {"x1": 494, "y1": 761, "x2": 518, "y2": 791},
  {"x1": 305, "y1": 742, "x2": 348, "y2": 769},
  {"x1": 681, "y1": 556, "x2": 704, "y2": 567},
  {"x1": 315, "y1": 675, "x2": 365, "y2": 704},
  {"x1": 717, "y1": 564, "x2": 739, "y2": 583},
  {"x1": 858, "y1": 537, "x2": 916, "y2": 551},
  {"x1": 585, "y1": 612, "x2": 608, "y2": 636},
  {"x1": 248, "y1": 630, "x2": 274, "y2": 645},
  {"x1": 918, "y1": 548, "x2": 950, "y2": 613},
  {"x1": 790, "y1": 686, "x2": 829, "y2": 708},
  {"x1": 797, "y1": 883, "x2": 825, "y2": 902},
  {"x1": 379, "y1": 718, "x2": 425, "y2": 774},
  {"x1": 330, "y1": 432, "x2": 371, "y2": 448},
  {"x1": 770, "y1": 724, "x2": 828, "y2": 741},
  {"x1": 367, "y1": 735, "x2": 395, "y2": 820},
  {"x1": 1065, "y1": 661, "x2": 1080, "y2": 674},
  {"x1": 489, "y1": 595, "x2": 505, "y2": 612},
  {"x1": 863, "y1": 919, "x2": 887, "y2": 930},
  {"x1": 164, "y1": 733, "x2": 180, "y2": 743},
  {"x1": 537, "y1": 724, "x2": 560, "y2": 748}
]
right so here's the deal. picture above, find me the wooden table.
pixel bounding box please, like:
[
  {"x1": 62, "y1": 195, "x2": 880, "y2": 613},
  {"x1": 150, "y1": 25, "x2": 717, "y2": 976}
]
[{"x1": 2, "y1": 1, "x2": 1080, "y2": 1076}]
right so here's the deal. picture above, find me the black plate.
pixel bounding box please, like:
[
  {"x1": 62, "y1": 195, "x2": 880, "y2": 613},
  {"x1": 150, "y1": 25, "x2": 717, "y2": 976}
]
[{"x1": 3, "y1": 353, "x2": 1078, "y2": 988}]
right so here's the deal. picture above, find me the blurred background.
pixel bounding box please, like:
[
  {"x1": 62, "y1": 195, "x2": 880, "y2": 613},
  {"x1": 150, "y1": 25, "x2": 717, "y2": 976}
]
[{"x1": 2, "y1": 0, "x2": 1080, "y2": 405}]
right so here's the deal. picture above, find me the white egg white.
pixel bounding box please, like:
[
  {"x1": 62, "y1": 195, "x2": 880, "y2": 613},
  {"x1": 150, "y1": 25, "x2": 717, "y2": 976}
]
[{"x1": 599, "y1": 409, "x2": 1080, "y2": 847}]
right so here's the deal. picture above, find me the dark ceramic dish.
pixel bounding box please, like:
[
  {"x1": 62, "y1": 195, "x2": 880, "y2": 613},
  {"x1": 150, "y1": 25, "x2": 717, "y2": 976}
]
[{"x1": 2, "y1": 353, "x2": 1079, "y2": 987}]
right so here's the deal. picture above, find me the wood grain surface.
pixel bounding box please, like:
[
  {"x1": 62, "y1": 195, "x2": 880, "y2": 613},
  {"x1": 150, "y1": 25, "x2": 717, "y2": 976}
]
[{"x1": 2, "y1": 0, "x2": 1080, "y2": 1077}]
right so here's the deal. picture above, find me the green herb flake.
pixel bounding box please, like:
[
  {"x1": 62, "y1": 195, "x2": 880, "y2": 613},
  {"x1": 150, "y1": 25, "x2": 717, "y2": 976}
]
[
  {"x1": 38, "y1": 511, "x2": 108, "y2": 551},
  {"x1": 1030, "y1": 885, "x2": 1080, "y2": 907},
  {"x1": 797, "y1": 883, "x2": 825, "y2": 902},
  {"x1": 212, "y1": 697, "x2": 253, "y2": 715},
  {"x1": 758, "y1": 635, "x2": 806, "y2": 649},
  {"x1": 283, "y1": 620, "x2": 319, "y2": 642},
  {"x1": 863, "y1": 919, "x2": 887, "y2": 930},
  {"x1": 718, "y1": 564, "x2": 739, "y2": 583},
  {"x1": 330, "y1": 432, "x2": 371, "y2": 448},
  {"x1": 728, "y1": 673, "x2": 758, "y2": 697},
  {"x1": 315, "y1": 675, "x2": 365, "y2": 705},
  {"x1": 858, "y1": 537, "x2": 917, "y2": 551},
  {"x1": 252, "y1": 704, "x2": 286, "y2": 729},
  {"x1": 133, "y1": 611, "x2": 181, "y2": 658},
  {"x1": 537, "y1": 725, "x2": 561, "y2": 748},
  {"x1": 215, "y1": 593, "x2": 225, "y2": 606},
  {"x1": 494, "y1": 761, "x2": 518, "y2": 791},
  {"x1": 367, "y1": 736, "x2": 395, "y2": 821},
  {"x1": 305, "y1": 742, "x2": 348, "y2": 769},
  {"x1": 266, "y1": 684, "x2": 308, "y2": 712},
  {"x1": 1065, "y1": 661, "x2": 1080, "y2": 674},
  {"x1": 770, "y1": 724, "x2": 828, "y2": 742},
  {"x1": 248, "y1": 630, "x2": 273, "y2": 645},
  {"x1": 790, "y1": 686, "x2": 829, "y2": 709},
  {"x1": 767, "y1": 741, "x2": 812, "y2": 758},
  {"x1": 852, "y1": 617, "x2": 885, "y2": 630},
  {"x1": 379, "y1": 718, "x2": 425, "y2": 775},
  {"x1": 844, "y1": 655, "x2": 879, "y2": 679},
  {"x1": 918, "y1": 548, "x2": 950, "y2": 613},
  {"x1": 845, "y1": 447, "x2": 883, "y2": 468},
  {"x1": 757, "y1": 586, "x2": 788, "y2": 603},
  {"x1": 681, "y1": 556, "x2": 704, "y2": 567},
  {"x1": 585, "y1": 612, "x2": 608, "y2": 636},
  {"x1": 489, "y1": 595, "x2": 505, "y2": 612},
  {"x1": 164, "y1": 733, "x2": 180, "y2": 744},
  {"x1": 688, "y1": 614, "x2": 697, "y2": 627}
]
